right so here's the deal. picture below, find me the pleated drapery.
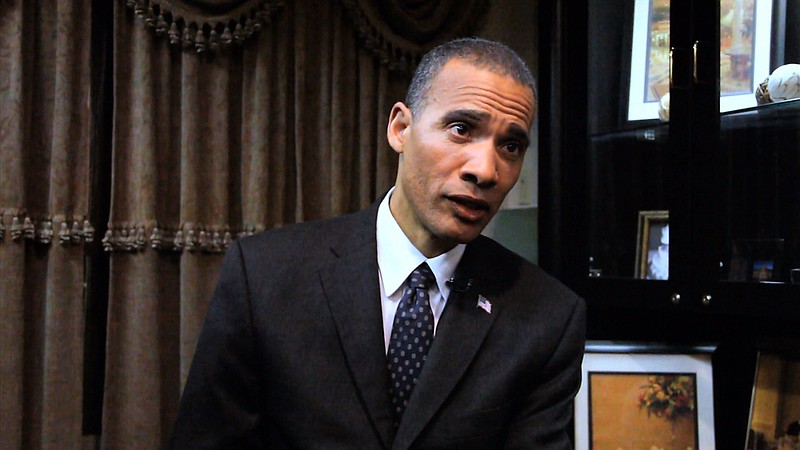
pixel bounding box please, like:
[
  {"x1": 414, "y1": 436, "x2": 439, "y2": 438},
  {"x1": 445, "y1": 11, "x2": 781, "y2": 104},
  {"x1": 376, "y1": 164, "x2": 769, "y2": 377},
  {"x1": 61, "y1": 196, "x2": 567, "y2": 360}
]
[
  {"x1": 1, "y1": 0, "x2": 490, "y2": 448},
  {"x1": 0, "y1": 1, "x2": 95, "y2": 449},
  {"x1": 101, "y1": 2, "x2": 412, "y2": 446}
]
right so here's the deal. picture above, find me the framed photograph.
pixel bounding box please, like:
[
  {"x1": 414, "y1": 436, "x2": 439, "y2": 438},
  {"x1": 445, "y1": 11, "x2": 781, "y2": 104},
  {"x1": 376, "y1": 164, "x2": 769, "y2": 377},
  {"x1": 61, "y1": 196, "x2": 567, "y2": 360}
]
[
  {"x1": 575, "y1": 342, "x2": 717, "y2": 450},
  {"x1": 627, "y1": 0, "x2": 774, "y2": 121},
  {"x1": 745, "y1": 351, "x2": 800, "y2": 450},
  {"x1": 727, "y1": 238, "x2": 785, "y2": 282},
  {"x1": 635, "y1": 210, "x2": 669, "y2": 280}
]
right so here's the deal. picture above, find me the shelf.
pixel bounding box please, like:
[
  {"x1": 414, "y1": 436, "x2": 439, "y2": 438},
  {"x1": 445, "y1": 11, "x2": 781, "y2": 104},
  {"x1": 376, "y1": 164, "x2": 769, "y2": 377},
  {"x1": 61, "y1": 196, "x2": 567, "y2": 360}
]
[{"x1": 720, "y1": 97, "x2": 800, "y2": 131}]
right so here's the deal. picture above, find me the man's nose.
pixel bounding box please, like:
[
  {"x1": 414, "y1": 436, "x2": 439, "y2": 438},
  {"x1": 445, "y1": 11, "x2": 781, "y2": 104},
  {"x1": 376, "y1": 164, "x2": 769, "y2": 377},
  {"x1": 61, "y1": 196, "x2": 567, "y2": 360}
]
[{"x1": 459, "y1": 140, "x2": 498, "y2": 188}]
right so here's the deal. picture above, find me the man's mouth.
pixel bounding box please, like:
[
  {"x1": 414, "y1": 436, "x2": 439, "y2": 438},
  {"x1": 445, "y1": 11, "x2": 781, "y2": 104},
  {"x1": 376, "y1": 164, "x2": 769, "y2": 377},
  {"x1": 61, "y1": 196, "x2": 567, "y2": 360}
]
[{"x1": 446, "y1": 195, "x2": 491, "y2": 223}]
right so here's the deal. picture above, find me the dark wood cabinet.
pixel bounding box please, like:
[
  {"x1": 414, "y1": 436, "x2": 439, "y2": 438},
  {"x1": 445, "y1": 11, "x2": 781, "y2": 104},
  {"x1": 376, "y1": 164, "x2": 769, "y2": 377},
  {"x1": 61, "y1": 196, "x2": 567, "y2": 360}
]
[{"x1": 538, "y1": 0, "x2": 799, "y2": 448}]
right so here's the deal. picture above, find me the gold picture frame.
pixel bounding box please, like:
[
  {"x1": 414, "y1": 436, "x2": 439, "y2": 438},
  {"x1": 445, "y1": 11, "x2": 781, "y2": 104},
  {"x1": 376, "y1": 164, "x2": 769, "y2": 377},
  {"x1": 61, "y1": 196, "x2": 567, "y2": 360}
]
[{"x1": 634, "y1": 210, "x2": 669, "y2": 280}]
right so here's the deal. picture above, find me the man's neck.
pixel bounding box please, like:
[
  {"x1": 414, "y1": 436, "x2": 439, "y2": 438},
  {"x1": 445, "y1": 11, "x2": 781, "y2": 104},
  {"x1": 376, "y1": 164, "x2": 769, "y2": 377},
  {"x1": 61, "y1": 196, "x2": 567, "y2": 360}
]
[{"x1": 387, "y1": 194, "x2": 457, "y2": 258}]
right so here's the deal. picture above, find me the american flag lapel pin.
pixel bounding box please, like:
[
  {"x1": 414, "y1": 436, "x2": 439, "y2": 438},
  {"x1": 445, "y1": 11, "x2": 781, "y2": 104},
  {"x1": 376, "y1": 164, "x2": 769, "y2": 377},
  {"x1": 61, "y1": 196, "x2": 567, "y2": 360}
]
[{"x1": 477, "y1": 295, "x2": 492, "y2": 314}]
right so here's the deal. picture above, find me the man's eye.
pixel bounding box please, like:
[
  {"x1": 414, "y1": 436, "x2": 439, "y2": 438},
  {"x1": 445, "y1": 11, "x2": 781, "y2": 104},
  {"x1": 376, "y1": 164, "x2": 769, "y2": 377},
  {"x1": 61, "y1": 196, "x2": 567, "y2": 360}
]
[
  {"x1": 504, "y1": 142, "x2": 521, "y2": 153},
  {"x1": 450, "y1": 123, "x2": 469, "y2": 136}
]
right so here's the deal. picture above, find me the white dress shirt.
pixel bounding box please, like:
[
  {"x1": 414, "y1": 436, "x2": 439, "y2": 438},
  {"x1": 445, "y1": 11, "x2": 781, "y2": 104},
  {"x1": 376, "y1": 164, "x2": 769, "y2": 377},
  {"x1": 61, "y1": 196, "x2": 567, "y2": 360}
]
[{"x1": 376, "y1": 188, "x2": 466, "y2": 353}]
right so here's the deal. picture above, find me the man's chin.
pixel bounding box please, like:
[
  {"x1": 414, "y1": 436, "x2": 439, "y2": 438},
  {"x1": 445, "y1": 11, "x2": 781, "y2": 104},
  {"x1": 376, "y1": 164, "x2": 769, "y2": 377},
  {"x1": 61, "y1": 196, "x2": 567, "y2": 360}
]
[{"x1": 446, "y1": 223, "x2": 487, "y2": 245}]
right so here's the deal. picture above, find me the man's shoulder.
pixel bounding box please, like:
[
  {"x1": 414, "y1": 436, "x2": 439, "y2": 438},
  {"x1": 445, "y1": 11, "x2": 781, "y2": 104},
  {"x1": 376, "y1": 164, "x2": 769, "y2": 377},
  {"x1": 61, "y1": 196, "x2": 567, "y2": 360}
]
[
  {"x1": 468, "y1": 234, "x2": 546, "y2": 283},
  {"x1": 470, "y1": 235, "x2": 583, "y2": 309},
  {"x1": 234, "y1": 207, "x2": 376, "y2": 260}
]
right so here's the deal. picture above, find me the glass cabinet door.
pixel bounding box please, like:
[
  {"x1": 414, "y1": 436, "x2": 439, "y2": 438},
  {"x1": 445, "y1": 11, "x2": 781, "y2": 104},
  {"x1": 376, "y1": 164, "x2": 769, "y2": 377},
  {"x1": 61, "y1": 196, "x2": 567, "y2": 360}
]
[
  {"x1": 586, "y1": 0, "x2": 677, "y2": 282},
  {"x1": 715, "y1": 0, "x2": 800, "y2": 287},
  {"x1": 586, "y1": 0, "x2": 800, "y2": 297},
  {"x1": 555, "y1": 1, "x2": 799, "y2": 445}
]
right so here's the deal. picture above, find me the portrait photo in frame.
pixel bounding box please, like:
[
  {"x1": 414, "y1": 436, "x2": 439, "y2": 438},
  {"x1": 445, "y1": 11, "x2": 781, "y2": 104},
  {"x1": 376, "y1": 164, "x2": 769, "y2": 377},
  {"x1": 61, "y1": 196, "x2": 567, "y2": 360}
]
[
  {"x1": 635, "y1": 210, "x2": 669, "y2": 280},
  {"x1": 575, "y1": 342, "x2": 717, "y2": 450},
  {"x1": 627, "y1": 0, "x2": 774, "y2": 121}
]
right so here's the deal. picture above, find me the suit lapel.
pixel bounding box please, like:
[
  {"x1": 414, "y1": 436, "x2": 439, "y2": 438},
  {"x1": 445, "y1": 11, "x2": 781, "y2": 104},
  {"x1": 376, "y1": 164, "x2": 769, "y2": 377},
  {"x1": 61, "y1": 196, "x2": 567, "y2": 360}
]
[
  {"x1": 392, "y1": 240, "x2": 500, "y2": 449},
  {"x1": 319, "y1": 206, "x2": 395, "y2": 449},
  {"x1": 318, "y1": 208, "x2": 508, "y2": 450}
]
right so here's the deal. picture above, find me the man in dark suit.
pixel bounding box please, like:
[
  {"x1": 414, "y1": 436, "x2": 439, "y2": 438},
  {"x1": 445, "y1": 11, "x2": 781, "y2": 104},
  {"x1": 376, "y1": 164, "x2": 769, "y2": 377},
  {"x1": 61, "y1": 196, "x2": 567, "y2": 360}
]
[{"x1": 171, "y1": 37, "x2": 585, "y2": 449}]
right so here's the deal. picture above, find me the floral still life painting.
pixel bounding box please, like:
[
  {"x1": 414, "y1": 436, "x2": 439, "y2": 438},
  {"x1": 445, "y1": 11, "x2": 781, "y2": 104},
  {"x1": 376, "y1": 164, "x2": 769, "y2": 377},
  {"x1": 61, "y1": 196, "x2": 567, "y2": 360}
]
[
  {"x1": 639, "y1": 375, "x2": 696, "y2": 421},
  {"x1": 589, "y1": 373, "x2": 699, "y2": 450}
]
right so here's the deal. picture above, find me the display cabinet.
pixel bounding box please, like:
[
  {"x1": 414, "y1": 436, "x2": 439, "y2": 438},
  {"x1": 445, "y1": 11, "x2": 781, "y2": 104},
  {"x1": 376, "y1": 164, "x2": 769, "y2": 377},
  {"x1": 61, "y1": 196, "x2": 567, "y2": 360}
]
[{"x1": 538, "y1": 0, "x2": 799, "y2": 448}]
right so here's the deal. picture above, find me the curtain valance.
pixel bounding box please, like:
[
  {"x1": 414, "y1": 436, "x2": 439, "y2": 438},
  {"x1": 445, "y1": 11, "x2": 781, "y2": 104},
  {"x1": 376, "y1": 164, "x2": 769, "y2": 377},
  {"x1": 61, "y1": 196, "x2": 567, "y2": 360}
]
[
  {"x1": 123, "y1": 0, "x2": 284, "y2": 53},
  {"x1": 124, "y1": 0, "x2": 490, "y2": 69},
  {"x1": 340, "y1": 0, "x2": 490, "y2": 72}
]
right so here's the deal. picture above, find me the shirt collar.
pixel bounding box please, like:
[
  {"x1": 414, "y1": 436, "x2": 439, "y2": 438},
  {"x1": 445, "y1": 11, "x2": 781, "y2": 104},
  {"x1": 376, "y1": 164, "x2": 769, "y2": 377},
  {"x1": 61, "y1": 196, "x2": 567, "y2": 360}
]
[{"x1": 376, "y1": 187, "x2": 466, "y2": 299}]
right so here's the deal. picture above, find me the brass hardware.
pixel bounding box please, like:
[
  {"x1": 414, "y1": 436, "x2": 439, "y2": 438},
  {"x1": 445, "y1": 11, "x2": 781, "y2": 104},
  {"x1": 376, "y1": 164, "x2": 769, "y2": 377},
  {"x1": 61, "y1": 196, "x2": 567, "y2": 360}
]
[
  {"x1": 693, "y1": 40, "x2": 714, "y2": 84},
  {"x1": 669, "y1": 48, "x2": 673, "y2": 87}
]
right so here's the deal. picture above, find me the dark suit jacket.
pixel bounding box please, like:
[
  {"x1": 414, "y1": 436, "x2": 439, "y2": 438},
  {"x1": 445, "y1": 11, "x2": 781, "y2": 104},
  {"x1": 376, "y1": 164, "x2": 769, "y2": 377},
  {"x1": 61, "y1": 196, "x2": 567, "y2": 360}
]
[{"x1": 171, "y1": 200, "x2": 586, "y2": 449}]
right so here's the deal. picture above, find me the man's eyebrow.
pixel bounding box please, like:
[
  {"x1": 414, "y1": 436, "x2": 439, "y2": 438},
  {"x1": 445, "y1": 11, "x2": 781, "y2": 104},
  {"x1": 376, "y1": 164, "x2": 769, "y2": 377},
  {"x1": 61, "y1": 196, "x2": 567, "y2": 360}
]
[
  {"x1": 439, "y1": 109, "x2": 530, "y2": 145},
  {"x1": 506, "y1": 123, "x2": 530, "y2": 146},
  {"x1": 439, "y1": 109, "x2": 490, "y2": 125}
]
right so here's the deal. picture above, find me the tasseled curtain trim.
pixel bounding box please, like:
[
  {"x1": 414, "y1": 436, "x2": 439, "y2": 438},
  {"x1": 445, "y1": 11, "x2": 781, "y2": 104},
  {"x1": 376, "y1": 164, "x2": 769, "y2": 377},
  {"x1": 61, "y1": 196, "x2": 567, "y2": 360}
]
[
  {"x1": 339, "y1": 0, "x2": 491, "y2": 74},
  {"x1": 100, "y1": 222, "x2": 269, "y2": 253},
  {"x1": 340, "y1": 0, "x2": 422, "y2": 74},
  {"x1": 0, "y1": 209, "x2": 95, "y2": 246},
  {"x1": 124, "y1": 0, "x2": 284, "y2": 54},
  {"x1": 124, "y1": 0, "x2": 490, "y2": 70},
  {"x1": 0, "y1": 210, "x2": 259, "y2": 254}
]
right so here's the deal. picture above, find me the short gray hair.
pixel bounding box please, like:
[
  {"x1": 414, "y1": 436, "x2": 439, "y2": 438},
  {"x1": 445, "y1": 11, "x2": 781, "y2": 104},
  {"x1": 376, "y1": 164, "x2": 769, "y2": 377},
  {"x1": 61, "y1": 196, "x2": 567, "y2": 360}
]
[{"x1": 405, "y1": 37, "x2": 537, "y2": 114}]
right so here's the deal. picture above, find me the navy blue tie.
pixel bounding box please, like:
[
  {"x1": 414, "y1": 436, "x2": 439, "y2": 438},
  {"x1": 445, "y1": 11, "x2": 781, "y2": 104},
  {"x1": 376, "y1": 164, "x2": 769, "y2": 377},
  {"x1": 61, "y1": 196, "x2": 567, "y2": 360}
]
[{"x1": 387, "y1": 262, "x2": 436, "y2": 423}]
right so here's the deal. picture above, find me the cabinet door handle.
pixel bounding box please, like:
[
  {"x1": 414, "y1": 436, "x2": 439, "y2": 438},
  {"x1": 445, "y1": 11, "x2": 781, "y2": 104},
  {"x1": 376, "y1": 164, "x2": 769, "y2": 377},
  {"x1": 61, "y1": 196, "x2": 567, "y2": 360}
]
[
  {"x1": 671, "y1": 293, "x2": 681, "y2": 305},
  {"x1": 693, "y1": 40, "x2": 714, "y2": 84},
  {"x1": 701, "y1": 294, "x2": 712, "y2": 306}
]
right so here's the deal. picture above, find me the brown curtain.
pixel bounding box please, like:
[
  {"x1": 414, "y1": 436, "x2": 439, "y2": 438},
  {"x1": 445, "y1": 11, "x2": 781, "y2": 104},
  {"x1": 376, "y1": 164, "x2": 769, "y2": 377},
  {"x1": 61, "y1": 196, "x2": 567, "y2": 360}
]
[
  {"x1": 0, "y1": 1, "x2": 96, "y2": 449},
  {"x1": 1, "y1": 0, "x2": 488, "y2": 448},
  {"x1": 100, "y1": 2, "x2": 414, "y2": 448}
]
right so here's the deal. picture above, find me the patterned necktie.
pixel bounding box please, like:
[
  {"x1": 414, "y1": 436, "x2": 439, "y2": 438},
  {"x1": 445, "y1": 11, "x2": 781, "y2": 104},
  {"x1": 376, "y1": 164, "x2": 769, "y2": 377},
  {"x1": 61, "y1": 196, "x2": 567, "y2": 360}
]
[{"x1": 387, "y1": 262, "x2": 436, "y2": 424}]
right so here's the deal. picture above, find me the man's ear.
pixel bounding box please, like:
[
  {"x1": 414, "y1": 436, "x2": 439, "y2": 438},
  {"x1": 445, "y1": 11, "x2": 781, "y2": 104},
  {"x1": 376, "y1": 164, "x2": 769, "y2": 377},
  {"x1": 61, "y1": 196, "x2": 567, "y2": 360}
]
[{"x1": 387, "y1": 102, "x2": 412, "y2": 155}]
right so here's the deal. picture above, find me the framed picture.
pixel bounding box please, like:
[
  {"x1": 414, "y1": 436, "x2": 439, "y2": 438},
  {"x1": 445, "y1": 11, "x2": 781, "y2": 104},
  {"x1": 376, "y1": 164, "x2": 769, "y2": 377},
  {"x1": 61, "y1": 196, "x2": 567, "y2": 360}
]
[
  {"x1": 575, "y1": 342, "x2": 717, "y2": 450},
  {"x1": 745, "y1": 351, "x2": 800, "y2": 450},
  {"x1": 627, "y1": 0, "x2": 670, "y2": 121},
  {"x1": 627, "y1": 0, "x2": 774, "y2": 121},
  {"x1": 720, "y1": 0, "x2": 775, "y2": 112},
  {"x1": 635, "y1": 210, "x2": 669, "y2": 280},
  {"x1": 727, "y1": 238, "x2": 785, "y2": 282}
]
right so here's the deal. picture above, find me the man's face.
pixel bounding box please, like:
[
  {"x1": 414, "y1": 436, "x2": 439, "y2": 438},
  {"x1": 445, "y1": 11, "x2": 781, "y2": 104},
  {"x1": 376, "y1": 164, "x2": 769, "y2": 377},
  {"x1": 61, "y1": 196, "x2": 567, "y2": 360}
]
[{"x1": 387, "y1": 58, "x2": 536, "y2": 257}]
